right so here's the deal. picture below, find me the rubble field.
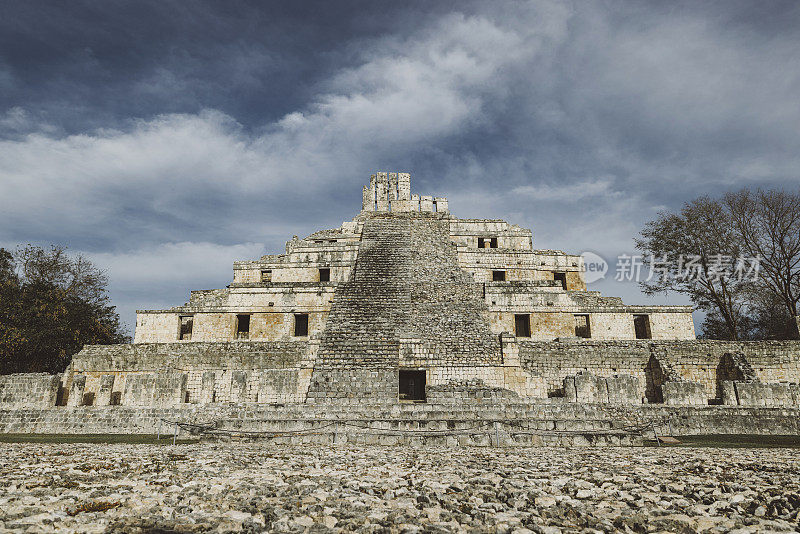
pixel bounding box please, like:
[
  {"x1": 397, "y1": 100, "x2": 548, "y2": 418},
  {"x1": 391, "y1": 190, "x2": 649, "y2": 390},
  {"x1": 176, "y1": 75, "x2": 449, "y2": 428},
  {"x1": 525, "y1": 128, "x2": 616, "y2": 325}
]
[{"x1": 1, "y1": 443, "x2": 799, "y2": 533}]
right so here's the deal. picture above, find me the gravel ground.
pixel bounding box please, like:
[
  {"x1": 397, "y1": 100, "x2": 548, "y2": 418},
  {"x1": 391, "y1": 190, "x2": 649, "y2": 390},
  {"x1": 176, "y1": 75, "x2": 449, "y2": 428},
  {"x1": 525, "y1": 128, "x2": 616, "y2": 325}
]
[{"x1": 1, "y1": 443, "x2": 799, "y2": 533}]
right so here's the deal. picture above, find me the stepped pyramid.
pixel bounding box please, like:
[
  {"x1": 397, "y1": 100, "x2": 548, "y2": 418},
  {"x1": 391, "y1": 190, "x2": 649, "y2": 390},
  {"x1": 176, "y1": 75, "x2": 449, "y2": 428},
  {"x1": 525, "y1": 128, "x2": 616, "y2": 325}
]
[{"x1": 132, "y1": 171, "x2": 695, "y2": 403}]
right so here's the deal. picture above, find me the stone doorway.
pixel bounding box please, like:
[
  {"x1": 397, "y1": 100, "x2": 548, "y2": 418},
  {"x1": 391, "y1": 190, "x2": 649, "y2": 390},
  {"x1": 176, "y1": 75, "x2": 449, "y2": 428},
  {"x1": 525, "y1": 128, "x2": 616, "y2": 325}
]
[{"x1": 399, "y1": 370, "x2": 426, "y2": 401}]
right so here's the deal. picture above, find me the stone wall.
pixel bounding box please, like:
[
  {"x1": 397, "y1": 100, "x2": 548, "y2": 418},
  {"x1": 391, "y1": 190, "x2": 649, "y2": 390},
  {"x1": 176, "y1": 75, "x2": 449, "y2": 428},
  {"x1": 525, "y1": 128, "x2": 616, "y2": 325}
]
[
  {"x1": 122, "y1": 372, "x2": 187, "y2": 407},
  {"x1": 3, "y1": 338, "x2": 799, "y2": 411},
  {"x1": 135, "y1": 296, "x2": 334, "y2": 343},
  {"x1": 722, "y1": 381, "x2": 800, "y2": 407},
  {"x1": 562, "y1": 372, "x2": 640, "y2": 404},
  {"x1": 0, "y1": 374, "x2": 61, "y2": 408},
  {"x1": 662, "y1": 381, "x2": 707, "y2": 406},
  {"x1": 2, "y1": 402, "x2": 799, "y2": 438},
  {"x1": 60, "y1": 341, "x2": 314, "y2": 407},
  {"x1": 519, "y1": 340, "x2": 800, "y2": 403}
]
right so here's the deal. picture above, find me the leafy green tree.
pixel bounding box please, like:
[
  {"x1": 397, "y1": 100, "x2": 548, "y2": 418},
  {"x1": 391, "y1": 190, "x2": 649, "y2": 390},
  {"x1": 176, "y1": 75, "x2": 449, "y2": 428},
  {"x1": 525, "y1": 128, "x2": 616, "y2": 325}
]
[{"x1": 0, "y1": 245, "x2": 128, "y2": 374}]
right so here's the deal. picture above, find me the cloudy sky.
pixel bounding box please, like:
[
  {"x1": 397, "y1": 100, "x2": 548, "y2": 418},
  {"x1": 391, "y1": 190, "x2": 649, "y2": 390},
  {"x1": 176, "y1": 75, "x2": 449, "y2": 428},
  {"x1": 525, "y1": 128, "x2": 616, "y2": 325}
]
[{"x1": 2, "y1": 0, "x2": 799, "y2": 333}]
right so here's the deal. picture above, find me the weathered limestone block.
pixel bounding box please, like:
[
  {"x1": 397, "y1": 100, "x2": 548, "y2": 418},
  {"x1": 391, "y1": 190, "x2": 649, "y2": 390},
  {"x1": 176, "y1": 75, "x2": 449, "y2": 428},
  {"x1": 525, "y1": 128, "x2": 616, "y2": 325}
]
[
  {"x1": 720, "y1": 380, "x2": 738, "y2": 405},
  {"x1": 154, "y1": 373, "x2": 187, "y2": 407},
  {"x1": 253, "y1": 369, "x2": 305, "y2": 403},
  {"x1": 95, "y1": 374, "x2": 115, "y2": 406},
  {"x1": 362, "y1": 185, "x2": 371, "y2": 210},
  {"x1": 563, "y1": 376, "x2": 576, "y2": 402},
  {"x1": 420, "y1": 195, "x2": 434, "y2": 213},
  {"x1": 733, "y1": 381, "x2": 800, "y2": 407},
  {"x1": 606, "y1": 375, "x2": 640, "y2": 404},
  {"x1": 575, "y1": 373, "x2": 608, "y2": 403},
  {"x1": 426, "y1": 379, "x2": 519, "y2": 404},
  {"x1": 563, "y1": 372, "x2": 639, "y2": 404},
  {"x1": 230, "y1": 370, "x2": 248, "y2": 403},
  {"x1": 200, "y1": 371, "x2": 216, "y2": 404},
  {"x1": 123, "y1": 374, "x2": 154, "y2": 406},
  {"x1": 734, "y1": 382, "x2": 764, "y2": 406},
  {"x1": 500, "y1": 333, "x2": 520, "y2": 366},
  {"x1": 662, "y1": 381, "x2": 706, "y2": 406},
  {"x1": 503, "y1": 367, "x2": 547, "y2": 398},
  {"x1": 67, "y1": 375, "x2": 87, "y2": 407},
  {"x1": 564, "y1": 373, "x2": 603, "y2": 403},
  {"x1": 0, "y1": 373, "x2": 61, "y2": 408},
  {"x1": 122, "y1": 372, "x2": 186, "y2": 407},
  {"x1": 773, "y1": 383, "x2": 800, "y2": 407}
]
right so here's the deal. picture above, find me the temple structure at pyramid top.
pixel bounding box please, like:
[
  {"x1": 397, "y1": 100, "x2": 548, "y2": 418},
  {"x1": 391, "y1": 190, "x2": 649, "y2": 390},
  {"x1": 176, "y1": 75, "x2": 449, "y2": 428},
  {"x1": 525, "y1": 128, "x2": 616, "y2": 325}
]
[{"x1": 361, "y1": 171, "x2": 448, "y2": 213}]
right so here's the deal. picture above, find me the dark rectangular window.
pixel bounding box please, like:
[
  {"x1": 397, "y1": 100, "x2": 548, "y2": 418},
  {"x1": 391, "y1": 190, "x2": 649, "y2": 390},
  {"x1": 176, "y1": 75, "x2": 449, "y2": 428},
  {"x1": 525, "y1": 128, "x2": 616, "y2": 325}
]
[
  {"x1": 399, "y1": 370, "x2": 426, "y2": 401},
  {"x1": 179, "y1": 315, "x2": 193, "y2": 340},
  {"x1": 477, "y1": 237, "x2": 486, "y2": 248},
  {"x1": 492, "y1": 270, "x2": 506, "y2": 281},
  {"x1": 574, "y1": 314, "x2": 591, "y2": 338},
  {"x1": 554, "y1": 272, "x2": 567, "y2": 290},
  {"x1": 294, "y1": 313, "x2": 309, "y2": 336},
  {"x1": 634, "y1": 315, "x2": 652, "y2": 339},
  {"x1": 82, "y1": 392, "x2": 95, "y2": 406},
  {"x1": 55, "y1": 382, "x2": 67, "y2": 406},
  {"x1": 490, "y1": 237, "x2": 498, "y2": 248},
  {"x1": 261, "y1": 269, "x2": 272, "y2": 283},
  {"x1": 319, "y1": 268, "x2": 330, "y2": 282},
  {"x1": 515, "y1": 314, "x2": 531, "y2": 337},
  {"x1": 236, "y1": 314, "x2": 250, "y2": 339}
]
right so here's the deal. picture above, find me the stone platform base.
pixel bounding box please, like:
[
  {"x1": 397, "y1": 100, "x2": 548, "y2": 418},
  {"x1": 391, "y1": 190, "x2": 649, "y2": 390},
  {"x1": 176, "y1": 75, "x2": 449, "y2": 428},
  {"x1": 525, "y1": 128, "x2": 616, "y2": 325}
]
[{"x1": 2, "y1": 401, "x2": 799, "y2": 447}]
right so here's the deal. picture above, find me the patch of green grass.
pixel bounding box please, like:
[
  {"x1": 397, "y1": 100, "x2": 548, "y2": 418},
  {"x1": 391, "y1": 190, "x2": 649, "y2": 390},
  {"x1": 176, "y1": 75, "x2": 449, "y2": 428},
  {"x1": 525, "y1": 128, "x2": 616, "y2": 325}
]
[
  {"x1": 0, "y1": 433, "x2": 200, "y2": 444},
  {"x1": 646, "y1": 434, "x2": 800, "y2": 448}
]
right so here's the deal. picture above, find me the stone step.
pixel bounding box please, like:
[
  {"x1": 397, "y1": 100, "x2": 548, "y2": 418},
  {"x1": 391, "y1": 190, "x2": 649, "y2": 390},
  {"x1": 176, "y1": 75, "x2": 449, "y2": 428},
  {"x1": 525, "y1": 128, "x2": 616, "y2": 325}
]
[{"x1": 311, "y1": 216, "x2": 503, "y2": 399}]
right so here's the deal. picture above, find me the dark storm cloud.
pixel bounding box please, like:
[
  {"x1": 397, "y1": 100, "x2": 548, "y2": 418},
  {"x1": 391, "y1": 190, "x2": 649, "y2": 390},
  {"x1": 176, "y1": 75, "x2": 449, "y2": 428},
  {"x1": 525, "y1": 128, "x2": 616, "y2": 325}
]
[
  {"x1": 0, "y1": 0, "x2": 468, "y2": 133},
  {"x1": 1, "y1": 0, "x2": 799, "y2": 329}
]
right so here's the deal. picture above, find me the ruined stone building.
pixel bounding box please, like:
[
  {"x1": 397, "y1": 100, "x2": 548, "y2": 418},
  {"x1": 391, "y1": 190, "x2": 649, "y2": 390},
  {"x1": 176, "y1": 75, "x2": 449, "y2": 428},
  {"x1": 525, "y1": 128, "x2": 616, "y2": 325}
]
[{"x1": 1, "y1": 172, "x2": 799, "y2": 443}]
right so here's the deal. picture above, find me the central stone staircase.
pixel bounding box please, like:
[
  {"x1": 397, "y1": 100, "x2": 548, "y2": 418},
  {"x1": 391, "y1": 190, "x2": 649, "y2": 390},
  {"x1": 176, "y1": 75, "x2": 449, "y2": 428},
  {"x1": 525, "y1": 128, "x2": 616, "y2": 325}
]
[{"x1": 307, "y1": 214, "x2": 501, "y2": 401}]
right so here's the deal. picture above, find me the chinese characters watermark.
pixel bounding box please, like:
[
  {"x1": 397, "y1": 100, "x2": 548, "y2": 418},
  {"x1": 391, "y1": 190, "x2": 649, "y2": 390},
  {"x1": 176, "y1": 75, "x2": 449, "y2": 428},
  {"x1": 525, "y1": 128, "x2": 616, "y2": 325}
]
[
  {"x1": 614, "y1": 254, "x2": 760, "y2": 283},
  {"x1": 580, "y1": 252, "x2": 761, "y2": 284}
]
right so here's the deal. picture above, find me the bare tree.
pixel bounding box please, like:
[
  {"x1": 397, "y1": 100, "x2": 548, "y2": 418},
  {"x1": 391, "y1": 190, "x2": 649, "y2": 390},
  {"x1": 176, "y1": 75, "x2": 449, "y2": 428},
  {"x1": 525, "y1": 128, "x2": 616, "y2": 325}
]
[
  {"x1": 724, "y1": 189, "x2": 800, "y2": 336},
  {"x1": 636, "y1": 197, "x2": 751, "y2": 340}
]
